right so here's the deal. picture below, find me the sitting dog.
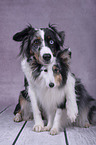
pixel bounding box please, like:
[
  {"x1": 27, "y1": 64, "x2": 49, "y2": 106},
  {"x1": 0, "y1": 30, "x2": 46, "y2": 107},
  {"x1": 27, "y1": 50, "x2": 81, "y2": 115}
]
[
  {"x1": 13, "y1": 24, "x2": 78, "y2": 134},
  {"x1": 13, "y1": 25, "x2": 96, "y2": 135},
  {"x1": 13, "y1": 24, "x2": 65, "y2": 122}
]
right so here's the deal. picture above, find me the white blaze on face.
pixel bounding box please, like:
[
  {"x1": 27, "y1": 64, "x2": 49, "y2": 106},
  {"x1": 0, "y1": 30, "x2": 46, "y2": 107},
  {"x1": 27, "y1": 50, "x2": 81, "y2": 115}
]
[
  {"x1": 38, "y1": 29, "x2": 45, "y2": 47},
  {"x1": 41, "y1": 58, "x2": 56, "y2": 88},
  {"x1": 38, "y1": 29, "x2": 53, "y2": 63}
]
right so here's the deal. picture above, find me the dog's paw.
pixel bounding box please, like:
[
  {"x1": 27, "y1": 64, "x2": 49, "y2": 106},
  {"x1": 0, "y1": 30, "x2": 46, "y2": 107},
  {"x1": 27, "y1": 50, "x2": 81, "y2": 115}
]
[
  {"x1": 33, "y1": 124, "x2": 44, "y2": 132},
  {"x1": 67, "y1": 108, "x2": 78, "y2": 123},
  {"x1": 84, "y1": 122, "x2": 90, "y2": 128},
  {"x1": 13, "y1": 113, "x2": 22, "y2": 122},
  {"x1": 50, "y1": 128, "x2": 59, "y2": 135},
  {"x1": 43, "y1": 126, "x2": 51, "y2": 131}
]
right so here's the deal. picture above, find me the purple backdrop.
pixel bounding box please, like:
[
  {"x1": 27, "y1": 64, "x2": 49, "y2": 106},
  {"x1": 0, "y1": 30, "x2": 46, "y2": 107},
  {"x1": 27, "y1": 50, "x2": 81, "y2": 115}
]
[{"x1": 0, "y1": 0, "x2": 96, "y2": 107}]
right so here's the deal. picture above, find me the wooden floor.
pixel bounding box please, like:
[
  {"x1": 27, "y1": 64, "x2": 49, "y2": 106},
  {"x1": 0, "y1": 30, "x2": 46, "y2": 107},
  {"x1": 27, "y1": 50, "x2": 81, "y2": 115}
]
[{"x1": 0, "y1": 105, "x2": 96, "y2": 145}]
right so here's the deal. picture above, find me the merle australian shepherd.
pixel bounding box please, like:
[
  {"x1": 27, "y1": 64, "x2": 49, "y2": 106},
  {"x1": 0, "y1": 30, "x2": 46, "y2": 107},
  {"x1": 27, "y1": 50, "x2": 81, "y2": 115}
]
[{"x1": 13, "y1": 24, "x2": 96, "y2": 135}]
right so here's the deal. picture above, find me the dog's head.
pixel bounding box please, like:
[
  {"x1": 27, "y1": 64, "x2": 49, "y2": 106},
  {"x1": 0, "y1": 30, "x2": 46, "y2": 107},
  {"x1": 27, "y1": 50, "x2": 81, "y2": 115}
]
[
  {"x1": 13, "y1": 24, "x2": 65, "y2": 65},
  {"x1": 40, "y1": 48, "x2": 71, "y2": 88}
]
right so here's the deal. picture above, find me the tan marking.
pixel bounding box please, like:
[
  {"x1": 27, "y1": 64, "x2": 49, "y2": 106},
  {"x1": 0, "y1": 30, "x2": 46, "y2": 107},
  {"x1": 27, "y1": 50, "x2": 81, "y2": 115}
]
[
  {"x1": 53, "y1": 65, "x2": 59, "y2": 74},
  {"x1": 55, "y1": 73, "x2": 62, "y2": 86},
  {"x1": 20, "y1": 95, "x2": 28, "y2": 110},
  {"x1": 30, "y1": 49, "x2": 40, "y2": 63},
  {"x1": 60, "y1": 51, "x2": 70, "y2": 65},
  {"x1": 36, "y1": 36, "x2": 41, "y2": 40},
  {"x1": 48, "y1": 36, "x2": 51, "y2": 39},
  {"x1": 30, "y1": 49, "x2": 34, "y2": 55},
  {"x1": 34, "y1": 53, "x2": 40, "y2": 62},
  {"x1": 53, "y1": 65, "x2": 56, "y2": 70}
]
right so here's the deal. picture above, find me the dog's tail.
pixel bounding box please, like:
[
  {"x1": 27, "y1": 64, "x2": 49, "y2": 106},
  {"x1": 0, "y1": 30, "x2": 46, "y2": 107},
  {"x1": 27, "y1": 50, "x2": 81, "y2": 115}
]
[{"x1": 88, "y1": 100, "x2": 96, "y2": 125}]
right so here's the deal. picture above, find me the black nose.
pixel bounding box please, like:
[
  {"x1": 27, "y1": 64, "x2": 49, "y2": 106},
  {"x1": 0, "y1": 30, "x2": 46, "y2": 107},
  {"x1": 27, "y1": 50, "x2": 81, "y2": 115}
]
[
  {"x1": 43, "y1": 54, "x2": 51, "y2": 61},
  {"x1": 49, "y1": 82, "x2": 54, "y2": 88}
]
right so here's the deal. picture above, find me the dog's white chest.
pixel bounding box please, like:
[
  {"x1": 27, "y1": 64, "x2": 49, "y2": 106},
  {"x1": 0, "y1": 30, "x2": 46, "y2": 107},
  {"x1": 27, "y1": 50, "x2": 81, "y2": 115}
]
[
  {"x1": 21, "y1": 58, "x2": 65, "y2": 111},
  {"x1": 35, "y1": 86, "x2": 65, "y2": 111}
]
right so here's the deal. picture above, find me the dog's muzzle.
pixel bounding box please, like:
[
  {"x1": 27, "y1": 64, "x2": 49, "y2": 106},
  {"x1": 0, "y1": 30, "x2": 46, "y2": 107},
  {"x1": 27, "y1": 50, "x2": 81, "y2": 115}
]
[
  {"x1": 43, "y1": 53, "x2": 51, "y2": 61},
  {"x1": 40, "y1": 46, "x2": 53, "y2": 64}
]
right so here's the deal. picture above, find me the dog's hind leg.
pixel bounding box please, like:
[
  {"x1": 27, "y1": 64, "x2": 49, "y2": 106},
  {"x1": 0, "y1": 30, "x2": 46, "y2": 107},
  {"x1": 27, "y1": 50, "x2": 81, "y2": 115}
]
[
  {"x1": 13, "y1": 90, "x2": 33, "y2": 122},
  {"x1": 14, "y1": 110, "x2": 22, "y2": 122},
  {"x1": 88, "y1": 105, "x2": 96, "y2": 125}
]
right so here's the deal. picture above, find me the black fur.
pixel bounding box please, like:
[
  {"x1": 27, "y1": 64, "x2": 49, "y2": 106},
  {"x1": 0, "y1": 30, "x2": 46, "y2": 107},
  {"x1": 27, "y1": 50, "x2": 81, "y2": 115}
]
[
  {"x1": 13, "y1": 90, "x2": 30, "y2": 115},
  {"x1": 28, "y1": 58, "x2": 43, "y2": 80},
  {"x1": 57, "y1": 98, "x2": 66, "y2": 109},
  {"x1": 88, "y1": 106, "x2": 96, "y2": 125},
  {"x1": 24, "y1": 76, "x2": 29, "y2": 90},
  {"x1": 14, "y1": 103, "x2": 21, "y2": 115},
  {"x1": 48, "y1": 24, "x2": 65, "y2": 47},
  {"x1": 75, "y1": 78, "x2": 93, "y2": 109},
  {"x1": 56, "y1": 49, "x2": 71, "y2": 87},
  {"x1": 13, "y1": 24, "x2": 65, "y2": 59}
]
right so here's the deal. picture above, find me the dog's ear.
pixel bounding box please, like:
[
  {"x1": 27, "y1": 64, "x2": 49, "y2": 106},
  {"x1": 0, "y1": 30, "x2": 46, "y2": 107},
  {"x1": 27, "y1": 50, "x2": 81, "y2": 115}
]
[
  {"x1": 13, "y1": 25, "x2": 35, "y2": 42},
  {"x1": 57, "y1": 48, "x2": 71, "y2": 63},
  {"x1": 48, "y1": 24, "x2": 65, "y2": 47}
]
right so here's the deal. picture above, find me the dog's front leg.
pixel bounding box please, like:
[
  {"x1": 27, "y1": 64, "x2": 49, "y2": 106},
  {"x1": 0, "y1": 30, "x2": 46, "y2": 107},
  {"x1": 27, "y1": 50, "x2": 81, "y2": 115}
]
[
  {"x1": 65, "y1": 75, "x2": 78, "y2": 123},
  {"x1": 50, "y1": 109, "x2": 62, "y2": 135},
  {"x1": 28, "y1": 87, "x2": 44, "y2": 132},
  {"x1": 43, "y1": 113, "x2": 54, "y2": 131}
]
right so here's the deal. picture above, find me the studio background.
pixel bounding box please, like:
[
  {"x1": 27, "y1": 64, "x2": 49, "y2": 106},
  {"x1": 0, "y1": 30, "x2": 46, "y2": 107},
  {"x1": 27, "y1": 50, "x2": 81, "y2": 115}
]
[{"x1": 0, "y1": 0, "x2": 96, "y2": 108}]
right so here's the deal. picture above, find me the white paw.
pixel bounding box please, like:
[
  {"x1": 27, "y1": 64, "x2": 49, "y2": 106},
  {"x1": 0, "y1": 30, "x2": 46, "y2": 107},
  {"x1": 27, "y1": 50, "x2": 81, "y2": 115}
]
[
  {"x1": 50, "y1": 128, "x2": 59, "y2": 135},
  {"x1": 67, "y1": 108, "x2": 78, "y2": 123},
  {"x1": 84, "y1": 122, "x2": 90, "y2": 128},
  {"x1": 33, "y1": 124, "x2": 44, "y2": 132},
  {"x1": 13, "y1": 113, "x2": 22, "y2": 122},
  {"x1": 43, "y1": 126, "x2": 51, "y2": 131}
]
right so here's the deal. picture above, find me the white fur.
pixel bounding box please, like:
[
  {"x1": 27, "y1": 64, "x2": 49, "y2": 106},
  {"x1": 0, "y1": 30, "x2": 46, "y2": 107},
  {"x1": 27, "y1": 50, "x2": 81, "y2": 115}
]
[
  {"x1": 64, "y1": 72, "x2": 78, "y2": 122},
  {"x1": 21, "y1": 57, "x2": 78, "y2": 134},
  {"x1": 38, "y1": 29, "x2": 45, "y2": 47},
  {"x1": 38, "y1": 29, "x2": 53, "y2": 64},
  {"x1": 41, "y1": 57, "x2": 56, "y2": 87}
]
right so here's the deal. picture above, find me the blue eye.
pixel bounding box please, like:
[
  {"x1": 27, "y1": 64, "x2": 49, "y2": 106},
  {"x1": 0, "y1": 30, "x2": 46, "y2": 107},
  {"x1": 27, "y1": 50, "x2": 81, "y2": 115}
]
[
  {"x1": 34, "y1": 39, "x2": 40, "y2": 44},
  {"x1": 49, "y1": 40, "x2": 54, "y2": 45}
]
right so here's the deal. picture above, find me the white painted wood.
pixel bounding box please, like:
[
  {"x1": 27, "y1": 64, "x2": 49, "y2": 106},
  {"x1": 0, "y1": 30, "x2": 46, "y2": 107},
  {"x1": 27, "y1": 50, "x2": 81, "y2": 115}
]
[
  {"x1": 0, "y1": 105, "x2": 24, "y2": 145},
  {"x1": 0, "y1": 105, "x2": 5, "y2": 111},
  {"x1": 16, "y1": 121, "x2": 66, "y2": 145},
  {"x1": 66, "y1": 127, "x2": 96, "y2": 145},
  {"x1": 0, "y1": 105, "x2": 11, "y2": 113}
]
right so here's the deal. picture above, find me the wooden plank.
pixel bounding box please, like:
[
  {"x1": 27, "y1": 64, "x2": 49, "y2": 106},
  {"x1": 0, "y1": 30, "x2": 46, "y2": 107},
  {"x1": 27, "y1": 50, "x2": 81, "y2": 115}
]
[
  {"x1": 66, "y1": 127, "x2": 96, "y2": 145},
  {"x1": 0, "y1": 105, "x2": 25, "y2": 145},
  {"x1": 16, "y1": 121, "x2": 66, "y2": 145},
  {"x1": 0, "y1": 105, "x2": 11, "y2": 114},
  {"x1": 0, "y1": 105, "x2": 6, "y2": 112},
  {"x1": 12, "y1": 121, "x2": 27, "y2": 145}
]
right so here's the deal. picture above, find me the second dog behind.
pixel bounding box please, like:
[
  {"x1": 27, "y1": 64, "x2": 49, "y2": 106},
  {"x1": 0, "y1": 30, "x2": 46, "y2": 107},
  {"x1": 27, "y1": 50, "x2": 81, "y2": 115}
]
[{"x1": 14, "y1": 49, "x2": 96, "y2": 135}]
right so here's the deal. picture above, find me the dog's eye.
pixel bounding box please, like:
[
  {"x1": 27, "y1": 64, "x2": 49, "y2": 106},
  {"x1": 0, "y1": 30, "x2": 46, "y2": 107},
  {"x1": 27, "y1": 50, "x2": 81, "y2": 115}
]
[
  {"x1": 34, "y1": 39, "x2": 40, "y2": 44},
  {"x1": 53, "y1": 66, "x2": 59, "y2": 74},
  {"x1": 54, "y1": 68, "x2": 59, "y2": 73},
  {"x1": 44, "y1": 69, "x2": 48, "y2": 72},
  {"x1": 49, "y1": 40, "x2": 54, "y2": 45}
]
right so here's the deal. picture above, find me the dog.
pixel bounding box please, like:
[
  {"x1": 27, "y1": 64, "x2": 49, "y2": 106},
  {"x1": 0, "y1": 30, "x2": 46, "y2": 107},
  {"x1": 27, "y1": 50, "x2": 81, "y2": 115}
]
[
  {"x1": 17, "y1": 48, "x2": 79, "y2": 135},
  {"x1": 14, "y1": 48, "x2": 96, "y2": 135},
  {"x1": 13, "y1": 24, "x2": 65, "y2": 123},
  {"x1": 13, "y1": 24, "x2": 78, "y2": 135},
  {"x1": 13, "y1": 25, "x2": 96, "y2": 135}
]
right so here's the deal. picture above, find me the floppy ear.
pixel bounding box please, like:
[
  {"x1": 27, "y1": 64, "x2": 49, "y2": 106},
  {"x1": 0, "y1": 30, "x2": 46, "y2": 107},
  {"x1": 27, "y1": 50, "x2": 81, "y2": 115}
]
[
  {"x1": 57, "y1": 48, "x2": 71, "y2": 63},
  {"x1": 13, "y1": 25, "x2": 35, "y2": 42},
  {"x1": 48, "y1": 24, "x2": 65, "y2": 47}
]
